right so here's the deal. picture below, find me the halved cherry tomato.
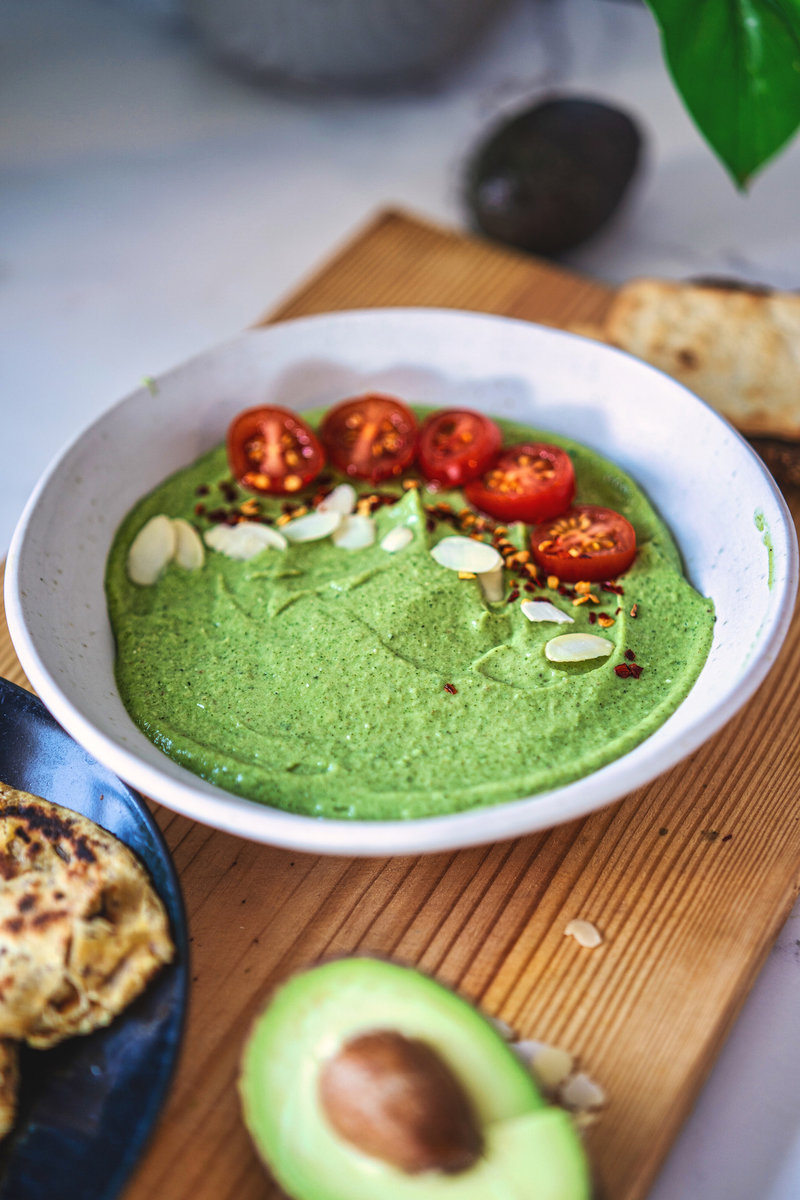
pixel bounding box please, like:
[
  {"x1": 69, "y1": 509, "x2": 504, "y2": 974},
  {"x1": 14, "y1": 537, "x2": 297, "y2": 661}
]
[
  {"x1": 227, "y1": 406, "x2": 325, "y2": 495},
  {"x1": 530, "y1": 504, "x2": 637, "y2": 582},
  {"x1": 464, "y1": 443, "x2": 575, "y2": 524},
  {"x1": 417, "y1": 408, "x2": 502, "y2": 488},
  {"x1": 320, "y1": 394, "x2": 418, "y2": 482}
]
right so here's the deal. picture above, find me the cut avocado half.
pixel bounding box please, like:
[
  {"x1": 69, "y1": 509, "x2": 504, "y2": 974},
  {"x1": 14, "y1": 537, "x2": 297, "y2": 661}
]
[{"x1": 239, "y1": 957, "x2": 591, "y2": 1200}]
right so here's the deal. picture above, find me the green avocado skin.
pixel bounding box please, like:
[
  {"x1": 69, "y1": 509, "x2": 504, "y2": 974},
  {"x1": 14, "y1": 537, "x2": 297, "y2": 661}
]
[
  {"x1": 105, "y1": 411, "x2": 715, "y2": 820},
  {"x1": 239, "y1": 958, "x2": 591, "y2": 1200}
]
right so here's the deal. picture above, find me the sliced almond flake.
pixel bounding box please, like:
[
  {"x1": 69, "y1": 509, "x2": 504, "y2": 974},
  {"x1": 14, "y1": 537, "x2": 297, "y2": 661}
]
[
  {"x1": 172, "y1": 518, "x2": 205, "y2": 570},
  {"x1": 478, "y1": 563, "x2": 505, "y2": 603},
  {"x1": 521, "y1": 599, "x2": 574, "y2": 625},
  {"x1": 530, "y1": 1044, "x2": 575, "y2": 1092},
  {"x1": 283, "y1": 510, "x2": 342, "y2": 543},
  {"x1": 431, "y1": 535, "x2": 502, "y2": 575},
  {"x1": 380, "y1": 526, "x2": 413, "y2": 554},
  {"x1": 332, "y1": 514, "x2": 376, "y2": 550},
  {"x1": 509, "y1": 1039, "x2": 541, "y2": 1068},
  {"x1": 545, "y1": 633, "x2": 613, "y2": 663},
  {"x1": 509, "y1": 1040, "x2": 575, "y2": 1092},
  {"x1": 317, "y1": 483, "x2": 356, "y2": 515},
  {"x1": 488, "y1": 1016, "x2": 515, "y2": 1041},
  {"x1": 560, "y1": 1072, "x2": 607, "y2": 1111},
  {"x1": 205, "y1": 522, "x2": 287, "y2": 560},
  {"x1": 127, "y1": 514, "x2": 177, "y2": 585},
  {"x1": 564, "y1": 919, "x2": 603, "y2": 948}
]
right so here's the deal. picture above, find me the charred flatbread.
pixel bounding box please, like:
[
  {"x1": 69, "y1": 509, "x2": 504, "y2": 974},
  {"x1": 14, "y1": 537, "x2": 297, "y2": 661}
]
[
  {"x1": 599, "y1": 277, "x2": 800, "y2": 440},
  {"x1": 0, "y1": 782, "x2": 174, "y2": 1050}
]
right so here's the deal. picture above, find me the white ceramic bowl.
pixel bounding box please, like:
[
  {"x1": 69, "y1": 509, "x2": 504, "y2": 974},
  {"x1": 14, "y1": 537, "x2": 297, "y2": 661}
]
[{"x1": 5, "y1": 309, "x2": 797, "y2": 855}]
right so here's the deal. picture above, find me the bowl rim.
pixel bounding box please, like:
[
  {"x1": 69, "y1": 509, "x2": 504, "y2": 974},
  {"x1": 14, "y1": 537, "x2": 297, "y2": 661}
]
[{"x1": 5, "y1": 307, "x2": 799, "y2": 856}]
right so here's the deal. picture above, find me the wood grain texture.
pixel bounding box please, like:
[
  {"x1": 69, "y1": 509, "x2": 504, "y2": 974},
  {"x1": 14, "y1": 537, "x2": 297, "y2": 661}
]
[{"x1": 3, "y1": 210, "x2": 800, "y2": 1200}]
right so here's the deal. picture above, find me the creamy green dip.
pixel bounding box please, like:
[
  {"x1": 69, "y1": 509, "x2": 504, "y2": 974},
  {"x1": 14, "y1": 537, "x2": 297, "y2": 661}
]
[{"x1": 106, "y1": 414, "x2": 714, "y2": 820}]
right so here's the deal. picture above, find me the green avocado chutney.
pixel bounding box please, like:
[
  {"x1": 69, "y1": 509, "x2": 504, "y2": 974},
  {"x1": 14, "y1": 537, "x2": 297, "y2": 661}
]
[{"x1": 105, "y1": 413, "x2": 715, "y2": 820}]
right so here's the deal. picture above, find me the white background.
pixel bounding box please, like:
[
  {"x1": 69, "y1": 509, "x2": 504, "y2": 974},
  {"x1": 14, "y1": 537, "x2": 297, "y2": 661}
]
[{"x1": 3, "y1": 2, "x2": 800, "y2": 1197}]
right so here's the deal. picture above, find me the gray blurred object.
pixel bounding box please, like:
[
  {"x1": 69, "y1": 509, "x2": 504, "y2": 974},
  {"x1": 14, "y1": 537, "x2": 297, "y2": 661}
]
[{"x1": 187, "y1": 0, "x2": 511, "y2": 90}]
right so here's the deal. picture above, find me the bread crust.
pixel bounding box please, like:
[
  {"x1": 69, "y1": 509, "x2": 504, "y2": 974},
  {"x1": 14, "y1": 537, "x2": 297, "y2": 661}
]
[
  {"x1": 0, "y1": 782, "x2": 174, "y2": 1050},
  {"x1": 600, "y1": 277, "x2": 800, "y2": 440}
]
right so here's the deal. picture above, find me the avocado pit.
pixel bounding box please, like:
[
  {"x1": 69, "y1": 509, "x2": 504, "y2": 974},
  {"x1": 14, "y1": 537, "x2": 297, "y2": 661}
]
[{"x1": 318, "y1": 1029, "x2": 483, "y2": 1174}]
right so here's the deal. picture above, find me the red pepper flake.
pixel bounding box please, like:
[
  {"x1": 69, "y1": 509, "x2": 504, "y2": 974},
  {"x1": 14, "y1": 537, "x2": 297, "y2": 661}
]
[
  {"x1": 602, "y1": 581, "x2": 625, "y2": 595},
  {"x1": 524, "y1": 582, "x2": 537, "y2": 594},
  {"x1": 507, "y1": 590, "x2": 520, "y2": 604},
  {"x1": 629, "y1": 663, "x2": 643, "y2": 678},
  {"x1": 588, "y1": 611, "x2": 597, "y2": 624},
  {"x1": 443, "y1": 682, "x2": 458, "y2": 694},
  {"x1": 195, "y1": 484, "x2": 210, "y2": 496},
  {"x1": 614, "y1": 664, "x2": 632, "y2": 678},
  {"x1": 630, "y1": 603, "x2": 638, "y2": 618},
  {"x1": 194, "y1": 503, "x2": 206, "y2": 516},
  {"x1": 625, "y1": 649, "x2": 636, "y2": 661}
]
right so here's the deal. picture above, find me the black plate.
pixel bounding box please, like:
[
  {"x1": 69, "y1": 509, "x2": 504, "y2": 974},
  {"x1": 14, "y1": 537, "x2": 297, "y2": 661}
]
[{"x1": 0, "y1": 676, "x2": 189, "y2": 1200}]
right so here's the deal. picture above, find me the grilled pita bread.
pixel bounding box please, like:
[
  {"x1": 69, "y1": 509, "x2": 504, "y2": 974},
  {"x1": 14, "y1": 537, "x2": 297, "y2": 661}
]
[
  {"x1": 598, "y1": 277, "x2": 800, "y2": 440},
  {"x1": 0, "y1": 782, "x2": 174, "y2": 1049}
]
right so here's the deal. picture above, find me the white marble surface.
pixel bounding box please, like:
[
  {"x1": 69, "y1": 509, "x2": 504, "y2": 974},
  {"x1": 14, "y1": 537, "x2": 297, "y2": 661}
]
[{"x1": 3, "y1": 1, "x2": 800, "y2": 1197}]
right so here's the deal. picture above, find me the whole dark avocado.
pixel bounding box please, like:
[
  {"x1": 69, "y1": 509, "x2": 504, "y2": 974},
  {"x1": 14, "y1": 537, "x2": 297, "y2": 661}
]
[{"x1": 465, "y1": 97, "x2": 643, "y2": 256}]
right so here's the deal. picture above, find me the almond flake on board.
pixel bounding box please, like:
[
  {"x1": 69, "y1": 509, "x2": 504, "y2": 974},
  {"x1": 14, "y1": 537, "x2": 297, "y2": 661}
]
[
  {"x1": 127, "y1": 514, "x2": 177, "y2": 585},
  {"x1": 531, "y1": 1044, "x2": 576, "y2": 1092},
  {"x1": 560, "y1": 1072, "x2": 607, "y2": 1112},
  {"x1": 511, "y1": 1040, "x2": 575, "y2": 1093},
  {"x1": 564, "y1": 919, "x2": 603, "y2": 948},
  {"x1": 498, "y1": 1020, "x2": 607, "y2": 1122}
]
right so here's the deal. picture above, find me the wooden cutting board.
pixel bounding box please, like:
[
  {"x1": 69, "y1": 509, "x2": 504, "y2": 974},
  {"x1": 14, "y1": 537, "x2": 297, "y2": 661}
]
[{"x1": 3, "y1": 209, "x2": 800, "y2": 1200}]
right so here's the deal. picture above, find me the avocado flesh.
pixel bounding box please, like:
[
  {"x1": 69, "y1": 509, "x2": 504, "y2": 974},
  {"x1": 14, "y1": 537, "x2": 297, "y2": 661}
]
[{"x1": 240, "y1": 958, "x2": 590, "y2": 1200}]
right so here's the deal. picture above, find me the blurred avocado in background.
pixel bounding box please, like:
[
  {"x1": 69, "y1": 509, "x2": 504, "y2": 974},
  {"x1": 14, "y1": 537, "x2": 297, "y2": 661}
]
[{"x1": 465, "y1": 97, "x2": 644, "y2": 258}]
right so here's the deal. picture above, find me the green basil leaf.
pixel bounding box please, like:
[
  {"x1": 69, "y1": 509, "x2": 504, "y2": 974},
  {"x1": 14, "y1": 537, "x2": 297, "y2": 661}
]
[{"x1": 644, "y1": 0, "x2": 800, "y2": 187}]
